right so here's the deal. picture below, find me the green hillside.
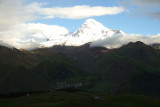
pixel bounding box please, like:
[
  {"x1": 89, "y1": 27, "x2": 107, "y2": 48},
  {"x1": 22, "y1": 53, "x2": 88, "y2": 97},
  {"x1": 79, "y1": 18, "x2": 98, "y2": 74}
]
[
  {"x1": 0, "y1": 91, "x2": 160, "y2": 107},
  {"x1": 0, "y1": 66, "x2": 49, "y2": 94},
  {"x1": 90, "y1": 41, "x2": 160, "y2": 96},
  {"x1": 0, "y1": 41, "x2": 160, "y2": 98}
]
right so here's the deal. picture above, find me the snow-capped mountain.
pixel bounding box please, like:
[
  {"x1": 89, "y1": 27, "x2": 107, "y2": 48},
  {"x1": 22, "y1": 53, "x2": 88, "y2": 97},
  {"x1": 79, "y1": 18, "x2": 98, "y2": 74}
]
[
  {"x1": 72, "y1": 19, "x2": 125, "y2": 38},
  {"x1": 72, "y1": 18, "x2": 109, "y2": 37},
  {"x1": 63, "y1": 19, "x2": 125, "y2": 46},
  {"x1": 41, "y1": 18, "x2": 125, "y2": 47}
]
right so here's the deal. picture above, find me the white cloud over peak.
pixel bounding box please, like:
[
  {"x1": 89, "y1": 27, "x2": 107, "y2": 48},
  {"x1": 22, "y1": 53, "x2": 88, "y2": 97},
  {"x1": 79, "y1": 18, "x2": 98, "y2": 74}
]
[
  {"x1": 24, "y1": 2, "x2": 126, "y2": 19},
  {"x1": 33, "y1": 5, "x2": 126, "y2": 19}
]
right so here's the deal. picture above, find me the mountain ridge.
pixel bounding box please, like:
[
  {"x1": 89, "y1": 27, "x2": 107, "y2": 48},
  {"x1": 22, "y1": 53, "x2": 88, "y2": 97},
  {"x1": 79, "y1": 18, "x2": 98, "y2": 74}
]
[{"x1": 0, "y1": 32, "x2": 160, "y2": 97}]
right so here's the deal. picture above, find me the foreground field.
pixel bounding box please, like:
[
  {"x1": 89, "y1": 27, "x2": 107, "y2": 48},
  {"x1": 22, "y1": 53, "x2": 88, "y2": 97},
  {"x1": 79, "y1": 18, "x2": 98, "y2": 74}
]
[{"x1": 0, "y1": 91, "x2": 160, "y2": 107}]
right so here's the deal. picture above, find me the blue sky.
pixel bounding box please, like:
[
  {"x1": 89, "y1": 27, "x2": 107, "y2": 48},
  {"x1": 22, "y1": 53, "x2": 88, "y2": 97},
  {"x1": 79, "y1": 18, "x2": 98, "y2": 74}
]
[{"x1": 25, "y1": 0, "x2": 160, "y2": 35}]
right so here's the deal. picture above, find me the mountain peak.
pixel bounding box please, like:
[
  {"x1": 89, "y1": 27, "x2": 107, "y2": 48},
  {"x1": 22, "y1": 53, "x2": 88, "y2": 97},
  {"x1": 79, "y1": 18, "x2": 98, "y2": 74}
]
[
  {"x1": 41, "y1": 19, "x2": 125, "y2": 48},
  {"x1": 81, "y1": 18, "x2": 108, "y2": 30},
  {"x1": 71, "y1": 18, "x2": 109, "y2": 37},
  {"x1": 84, "y1": 18, "x2": 96, "y2": 22},
  {"x1": 120, "y1": 41, "x2": 149, "y2": 50},
  {"x1": 127, "y1": 41, "x2": 146, "y2": 46},
  {"x1": 60, "y1": 18, "x2": 126, "y2": 47},
  {"x1": 84, "y1": 18, "x2": 100, "y2": 25}
]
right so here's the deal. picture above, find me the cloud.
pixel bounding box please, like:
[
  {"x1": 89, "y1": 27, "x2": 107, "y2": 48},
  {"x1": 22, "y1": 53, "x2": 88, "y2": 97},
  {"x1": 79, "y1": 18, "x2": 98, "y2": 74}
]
[
  {"x1": 90, "y1": 33, "x2": 160, "y2": 48},
  {"x1": 0, "y1": 0, "x2": 69, "y2": 49},
  {"x1": 26, "y1": 3, "x2": 126, "y2": 19},
  {"x1": 0, "y1": 0, "x2": 22, "y2": 31},
  {"x1": 119, "y1": 0, "x2": 160, "y2": 20},
  {"x1": 133, "y1": 0, "x2": 160, "y2": 6},
  {"x1": 0, "y1": 0, "x2": 37, "y2": 32},
  {"x1": 149, "y1": 12, "x2": 160, "y2": 19},
  {"x1": 119, "y1": 0, "x2": 160, "y2": 6},
  {"x1": 0, "y1": 23, "x2": 68, "y2": 50}
]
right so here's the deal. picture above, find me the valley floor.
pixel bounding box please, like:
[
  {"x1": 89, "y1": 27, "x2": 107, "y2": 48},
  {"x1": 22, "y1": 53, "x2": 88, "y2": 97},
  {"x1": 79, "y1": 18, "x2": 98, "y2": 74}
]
[{"x1": 0, "y1": 91, "x2": 160, "y2": 107}]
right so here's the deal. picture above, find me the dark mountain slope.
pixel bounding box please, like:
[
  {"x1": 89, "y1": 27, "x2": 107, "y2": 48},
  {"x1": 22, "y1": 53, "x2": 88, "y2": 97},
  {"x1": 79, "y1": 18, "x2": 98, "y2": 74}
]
[
  {"x1": 91, "y1": 41, "x2": 160, "y2": 96},
  {"x1": 1, "y1": 41, "x2": 160, "y2": 97},
  {"x1": 116, "y1": 41, "x2": 160, "y2": 66},
  {"x1": 0, "y1": 46, "x2": 51, "y2": 94},
  {"x1": 0, "y1": 66, "x2": 49, "y2": 94},
  {"x1": 33, "y1": 60, "x2": 86, "y2": 82},
  {"x1": 33, "y1": 43, "x2": 109, "y2": 72},
  {"x1": 0, "y1": 45, "x2": 87, "y2": 94},
  {"x1": 0, "y1": 46, "x2": 39, "y2": 69},
  {"x1": 150, "y1": 43, "x2": 160, "y2": 49},
  {"x1": 32, "y1": 42, "x2": 160, "y2": 96}
]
